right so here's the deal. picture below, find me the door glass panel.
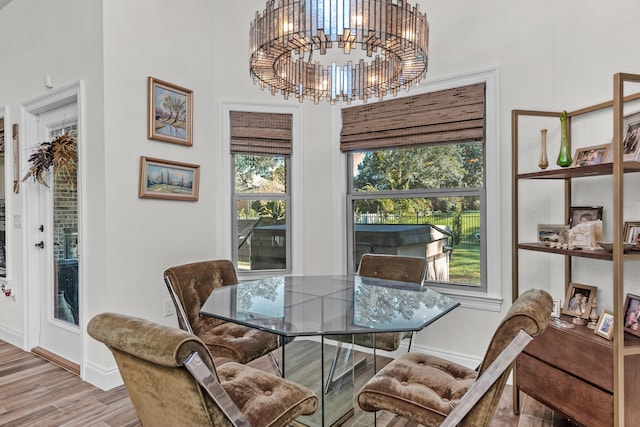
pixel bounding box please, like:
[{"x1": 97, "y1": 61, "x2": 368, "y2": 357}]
[{"x1": 50, "y1": 125, "x2": 78, "y2": 326}]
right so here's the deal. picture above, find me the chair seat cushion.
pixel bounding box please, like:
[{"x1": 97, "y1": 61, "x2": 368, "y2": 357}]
[
  {"x1": 199, "y1": 322, "x2": 280, "y2": 364},
  {"x1": 358, "y1": 352, "x2": 477, "y2": 426},
  {"x1": 218, "y1": 362, "x2": 318, "y2": 427},
  {"x1": 329, "y1": 331, "x2": 412, "y2": 352}
]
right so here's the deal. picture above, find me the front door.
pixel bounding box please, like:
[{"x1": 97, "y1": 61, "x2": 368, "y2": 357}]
[{"x1": 24, "y1": 93, "x2": 81, "y2": 366}]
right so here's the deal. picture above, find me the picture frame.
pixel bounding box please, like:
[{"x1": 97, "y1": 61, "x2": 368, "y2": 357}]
[
  {"x1": 562, "y1": 283, "x2": 597, "y2": 319},
  {"x1": 623, "y1": 221, "x2": 640, "y2": 250},
  {"x1": 569, "y1": 206, "x2": 603, "y2": 228},
  {"x1": 148, "y1": 77, "x2": 193, "y2": 146},
  {"x1": 622, "y1": 110, "x2": 640, "y2": 161},
  {"x1": 571, "y1": 143, "x2": 610, "y2": 167},
  {"x1": 594, "y1": 310, "x2": 614, "y2": 340},
  {"x1": 622, "y1": 293, "x2": 640, "y2": 337},
  {"x1": 537, "y1": 224, "x2": 569, "y2": 245},
  {"x1": 551, "y1": 299, "x2": 561, "y2": 318},
  {"x1": 138, "y1": 156, "x2": 200, "y2": 201}
]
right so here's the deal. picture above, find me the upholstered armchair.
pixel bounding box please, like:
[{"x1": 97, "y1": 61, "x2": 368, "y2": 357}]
[
  {"x1": 329, "y1": 254, "x2": 427, "y2": 351},
  {"x1": 164, "y1": 260, "x2": 281, "y2": 364},
  {"x1": 325, "y1": 254, "x2": 427, "y2": 392},
  {"x1": 88, "y1": 312, "x2": 318, "y2": 427},
  {"x1": 357, "y1": 288, "x2": 552, "y2": 426}
]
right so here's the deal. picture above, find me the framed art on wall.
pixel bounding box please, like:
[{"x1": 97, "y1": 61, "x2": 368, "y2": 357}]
[
  {"x1": 138, "y1": 156, "x2": 200, "y2": 201},
  {"x1": 147, "y1": 77, "x2": 193, "y2": 146}
]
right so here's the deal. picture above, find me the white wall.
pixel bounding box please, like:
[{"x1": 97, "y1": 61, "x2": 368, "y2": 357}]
[{"x1": 1, "y1": 0, "x2": 639, "y2": 386}]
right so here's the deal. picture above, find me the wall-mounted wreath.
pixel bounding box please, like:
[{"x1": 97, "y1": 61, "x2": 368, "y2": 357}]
[{"x1": 22, "y1": 133, "x2": 77, "y2": 187}]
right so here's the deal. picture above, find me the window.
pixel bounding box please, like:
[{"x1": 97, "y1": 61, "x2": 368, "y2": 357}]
[
  {"x1": 344, "y1": 80, "x2": 494, "y2": 294},
  {"x1": 230, "y1": 111, "x2": 292, "y2": 273}
]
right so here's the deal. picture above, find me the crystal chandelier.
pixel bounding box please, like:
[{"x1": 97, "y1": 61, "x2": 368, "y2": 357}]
[{"x1": 249, "y1": 0, "x2": 429, "y2": 104}]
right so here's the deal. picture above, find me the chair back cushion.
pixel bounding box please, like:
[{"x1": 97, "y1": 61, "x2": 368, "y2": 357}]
[
  {"x1": 87, "y1": 312, "x2": 234, "y2": 426},
  {"x1": 464, "y1": 288, "x2": 552, "y2": 426},
  {"x1": 164, "y1": 260, "x2": 238, "y2": 335},
  {"x1": 357, "y1": 254, "x2": 427, "y2": 285}
]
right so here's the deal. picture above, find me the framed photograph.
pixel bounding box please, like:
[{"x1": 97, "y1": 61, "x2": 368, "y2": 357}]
[
  {"x1": 623, "y1": 221, "x2": 640, "y2": 250},
  {"x1": 623, "y1": 110, "x2": 640, "y2": 161},
  {"x1": 571, "y1": 143, "x2": 610, "y2": 167},
  {"x1": 537, "y1": 224, "x2": 569, "y2": 245},
  {"x1": 562, "y1": 283, "x2": 597, "y2": 319},
  {"x1": 623, "y1": 293, "x2": 640, "y2": 337},
  {"x1": 594, "y1": 310, "x2": 614, "y2": 340},
  {"x1": 148, "y1": 77, "x2": 193, "y2": 146},
  {"x1": 569, "y1": 206, "x2": 603, "y2": 227},
  {"x1": 138, "y1": 156, "x2": 200, "y2": 201},
  {"x1": 551, "y1": 299, "x2": 561, "y2": 318}
]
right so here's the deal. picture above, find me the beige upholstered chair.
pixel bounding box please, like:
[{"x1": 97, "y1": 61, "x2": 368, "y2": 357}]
[
  {"x1": 164, "y1": 260, "x2": 280, "y2": 364},
  {"x1": 325, "y1": 254, "x2": 427, "y2": 392},
  {"x1": 331, "y1": 254, "x2": 428, "y2": 351},
  {"x1": 357, "y1": 288, "x2": 552, "y2": 427},
  {"x1": 88, "y1": 312, "x2": 318, "y2": 427}
]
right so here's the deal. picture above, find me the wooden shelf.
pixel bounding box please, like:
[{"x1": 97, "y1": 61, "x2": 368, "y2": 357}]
[
  {"x1": 517, "y1": 162, "x2": 640, "y2": 180},
  {"x1": 512, "y1": 74, "x2": 640, "y2": 425},
  {"x1": 518, "y1": 243, "x2": 640, "y2": 261},
  {"x1": 517, "y1": 243, "x2": 612, "y2": 260}
]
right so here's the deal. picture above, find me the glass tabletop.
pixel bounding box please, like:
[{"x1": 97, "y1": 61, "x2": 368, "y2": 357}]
[{"x1": 200, "y1": 275, "x2": 459, "y2": 337}]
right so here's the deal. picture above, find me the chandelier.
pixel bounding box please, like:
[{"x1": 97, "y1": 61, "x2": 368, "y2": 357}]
[{"x1": 249, "y1": 0, "x2": 429, "y2": 104}]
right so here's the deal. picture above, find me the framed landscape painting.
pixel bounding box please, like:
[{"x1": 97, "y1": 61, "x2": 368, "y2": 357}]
[
  {"x1": 147, "y1": 77, "x2": 193, "y2": 146},
  {"x1": 139, "y1": 156, "x2": 200, "y2": 201}
]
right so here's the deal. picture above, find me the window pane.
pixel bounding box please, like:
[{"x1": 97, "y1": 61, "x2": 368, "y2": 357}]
[
  {"x1": 237, "y1": 199, "x2": 287, "y2": 271},
  {"x1": 353, "y1": 196, "x2": 480, "y2": 286},
  {"x1": 351, "y1": 142, "x2": 484, "y2": 191},
  {"x1": 235, "y1": 154, "x2": 287, "y2": 193}
]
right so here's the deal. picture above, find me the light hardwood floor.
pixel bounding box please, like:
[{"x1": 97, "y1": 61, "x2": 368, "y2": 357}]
[{"x1": 0, "y1": 339, "x2": 572, "y2": 426}]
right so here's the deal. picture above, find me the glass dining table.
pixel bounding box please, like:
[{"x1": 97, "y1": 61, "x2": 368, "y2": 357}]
[{"x1": 200, "y1": 275, "x2": 459, "y2": 427}]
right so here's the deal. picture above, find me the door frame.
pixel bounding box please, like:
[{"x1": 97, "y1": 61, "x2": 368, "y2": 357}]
[{"x1": 21, "y1": 81, "x2": 86, "y2": 373}]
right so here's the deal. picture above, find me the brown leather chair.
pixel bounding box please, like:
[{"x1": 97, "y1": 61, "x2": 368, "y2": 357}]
[
  {"x1": 357, "y1": 288, "x2": 552, "y2": 427},
  {"x1": 88, "y1": 312, "x2": 318, "y2": 427},
  {"x1": 164, "y1": 260, "x2": 280, "y2": 364}
]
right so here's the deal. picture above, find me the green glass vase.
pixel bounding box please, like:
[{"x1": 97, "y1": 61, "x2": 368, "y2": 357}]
[{"x1": 556, "y1": 111, "x2": 572, "y2": 167}]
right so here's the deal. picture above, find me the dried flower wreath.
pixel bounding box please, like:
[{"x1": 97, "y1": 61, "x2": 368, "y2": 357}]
[{"x1": 22, "y1": 133, "x2": 77, "y2": 187}]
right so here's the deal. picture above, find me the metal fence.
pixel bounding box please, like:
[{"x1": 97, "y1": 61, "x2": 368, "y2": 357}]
[{"x1": 354, "y1": 211, "x2": 480, "y2": 245}]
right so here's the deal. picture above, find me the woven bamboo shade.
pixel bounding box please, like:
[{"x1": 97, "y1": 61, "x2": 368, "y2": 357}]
[
  {"x1": 340, "y1": 83, "x2": 485, "y2": 152},
  {"x1": 230, "y1": 111, "x2": 292, "y2": 156}
]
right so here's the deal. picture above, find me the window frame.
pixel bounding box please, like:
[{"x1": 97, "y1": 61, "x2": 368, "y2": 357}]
[
  {"x1": 220, "y1": 102, "x2": 303, "y2": 279},
  {"x1": 342, "y1": 68, "x2": 501, "y2": 311},
  {"x1": 232, "y1": 154, "x2": 292, "y2": 274}
]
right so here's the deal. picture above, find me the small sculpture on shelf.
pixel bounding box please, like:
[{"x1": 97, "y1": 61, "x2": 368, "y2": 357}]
[
  {"x1": 571, "y1": 293, "x2": 586, "y2": 325},
  {"x1": 588, "y1": 297, "x2": 599, "y2": 329}
]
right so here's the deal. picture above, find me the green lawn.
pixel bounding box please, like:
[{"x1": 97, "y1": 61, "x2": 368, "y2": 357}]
[{"x1": 448, "y1": 243, "x2": 481, "y2": 285}]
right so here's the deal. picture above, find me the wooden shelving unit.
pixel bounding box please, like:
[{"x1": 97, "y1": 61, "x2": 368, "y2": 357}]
[{"x1": 512, "y1": 73, "x2": 640, "y2": 426}]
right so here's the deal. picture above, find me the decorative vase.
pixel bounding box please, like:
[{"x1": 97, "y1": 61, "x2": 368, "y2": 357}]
[
  {"x1": 539, "y1": 129, "x2": 549, "y2": 170},
  {"x1": 556, "y1": 110, "x2": 572, "y2": 167}
]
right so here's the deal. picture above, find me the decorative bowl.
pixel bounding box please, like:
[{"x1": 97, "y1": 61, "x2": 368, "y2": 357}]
[{"x1": 596, "y1": 241, "x2": 634, "y2": 253}]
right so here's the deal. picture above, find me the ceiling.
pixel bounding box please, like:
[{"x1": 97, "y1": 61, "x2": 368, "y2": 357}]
[{"x1": 0, "y1": 0, "x2": 11, "y2": 10}]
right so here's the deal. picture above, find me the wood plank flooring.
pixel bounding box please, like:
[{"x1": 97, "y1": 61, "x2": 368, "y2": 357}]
[{"x1": 0, "y1": 339, "x2": 571, "y2": 426}]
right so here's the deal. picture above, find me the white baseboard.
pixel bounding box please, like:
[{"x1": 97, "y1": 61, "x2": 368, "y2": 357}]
[
  {"x1": 83, "y1": 361, "x2": 123, "y2": 391},
  {"x1": 0, "y1": 325, "x2": 24, "y2": 349}
]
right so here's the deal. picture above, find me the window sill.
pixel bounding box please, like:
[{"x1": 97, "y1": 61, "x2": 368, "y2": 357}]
[{"x1": 429, "y1": 286, "x2": 503, "y2": 312}]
